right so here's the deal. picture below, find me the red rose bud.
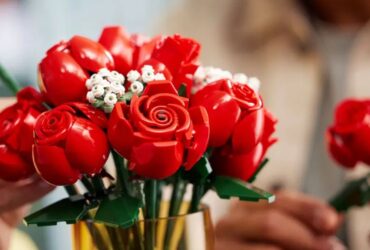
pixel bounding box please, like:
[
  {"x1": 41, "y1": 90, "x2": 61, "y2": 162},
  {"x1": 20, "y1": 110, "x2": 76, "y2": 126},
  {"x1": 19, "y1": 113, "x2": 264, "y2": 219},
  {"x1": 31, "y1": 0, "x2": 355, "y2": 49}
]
[
  {"x1": 33, "y1": 103, "x2": 109, "y2": 185},
  {"x1": 108, "y1": 80, "x2": 210, "y2": 179},
  {"x1": 210, "y1": 109, "x2": 277, "y2": 181},
  {"x1": 39, "y1": 36, "x2": 115, "y2": 106},
  {"x1": 191, "y1": 79, "x2": 263, "y2": 147},
  {"x1": 0, "y1": 87, "x2": 45, "y2": 181},
  {"x1": 326, "y1": 99, "x2": 370, "y2": 168},
  {"x1": 99, "y1": 26, "x2": 161, "y2": 74},
  {"x1": 147, "y1": 34, "x2": 200, "y2": 97}
]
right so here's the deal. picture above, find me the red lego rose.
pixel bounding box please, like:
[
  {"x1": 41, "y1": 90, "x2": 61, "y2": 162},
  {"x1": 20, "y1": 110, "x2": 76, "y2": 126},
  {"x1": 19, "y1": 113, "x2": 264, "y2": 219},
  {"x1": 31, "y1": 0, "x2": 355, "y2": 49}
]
[
  {"x1": 39, "y1": 36, "x2": 115, "y2": 106},
  {"x1": 108, "y1": 80, "x2": 209, "y2": 179},
  {"x1": 327, "y1": 99, "x2": 370, "y2": 168},
  {"x1": 99, "y1": 26, "x2": 200, "y2": 97},
  {"x1": 191, "y1": 79, "x2": 263, "y2": 148},
  {"x1": 0, "y1": 87, "x2": 45, "y2": 181},
  {"x1": 33, "y1": 103, "x2": 109, "y2": 185},
  {"x1": 210, "y1": 109, "x2": 277, "y2": 181}
]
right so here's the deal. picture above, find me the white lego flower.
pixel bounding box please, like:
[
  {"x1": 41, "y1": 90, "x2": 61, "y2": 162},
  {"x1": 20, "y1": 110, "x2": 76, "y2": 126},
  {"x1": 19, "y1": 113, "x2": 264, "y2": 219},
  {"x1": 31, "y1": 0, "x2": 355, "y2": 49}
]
[
  {"x1": 100, "y1": 79, "x2": 111, "y2": 89},
  {"x1": 104, "y1": 92, "x2": 118, "y2": 106},
  {"x1": 108, "y1": 71, "x2": 125, "y2": 83},
  {"x1": 154, "y1": 73, "x2": 166, "y2": 80},
  {"x1": 92, "y1": 85, "x2": 105, "y2": 98},
  {"x1": 98, "y1": 68, "x2": 111, "y2": 78},
  {"x1": 233, "y1": 73, "x2": 248, "y2": 84},
  {"x1": 109, "y1": 81, "x2": 125, "y2": 96},
  {"x1": 86, "y1": 91, "x2": 96, "y2": 103},
  {"x1": 141, "y1": 71, "x2": 155, "y2": 82},
  {"x1": 87, "y1": 74, "x2": 104, "y2": 88},
  {"x1": 127, "y1": 70, "x2": 141, "y2": 82},
  {"x1": 141, "y1": 65, "x2": 154, "y2": 73},
  {"x1": 247, "y1": 77, "x2": 261, "y2": 92},
  {"x1": 130, "y1": 81, "x2": 144, "y2": 94},
  {"x1": 85, "y1": 79, "x2": 94, "y2": 90}
]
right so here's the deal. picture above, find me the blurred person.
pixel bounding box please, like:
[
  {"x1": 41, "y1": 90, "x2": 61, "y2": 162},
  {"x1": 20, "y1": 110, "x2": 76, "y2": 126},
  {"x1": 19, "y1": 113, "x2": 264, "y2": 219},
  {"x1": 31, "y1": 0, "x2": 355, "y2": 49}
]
[
  {"x1": 161, "y1": 0, "x2": 370, "y2": 249},
  {"x1": 0, "y1": 177, "x2": 53, "y2": 250}
]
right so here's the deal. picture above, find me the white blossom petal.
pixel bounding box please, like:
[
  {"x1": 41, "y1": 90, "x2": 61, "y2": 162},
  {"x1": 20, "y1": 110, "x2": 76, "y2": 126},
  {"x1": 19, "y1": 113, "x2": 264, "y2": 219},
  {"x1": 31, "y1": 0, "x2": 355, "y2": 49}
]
[
  {"x1": 130, "y1": 81, "x2": 144, "y2": 94},
  {"x1": 127, "y1": 70, "x2": 141, "y2": 82}
]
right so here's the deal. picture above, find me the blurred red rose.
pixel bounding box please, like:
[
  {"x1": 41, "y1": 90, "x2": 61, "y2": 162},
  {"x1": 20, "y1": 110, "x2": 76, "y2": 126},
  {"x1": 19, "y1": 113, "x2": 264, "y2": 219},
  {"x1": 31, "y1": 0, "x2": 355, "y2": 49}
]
[
  {"x1": 39, "y1": 36, "x2": 115, "y2": 106},
  {"x1": 0, "y1": 87, "x2": 45, "y2": 181},
  {"x1": 327, "y1": 99, "x2": 370, "y2": 168},
  {"x1": 33, "y1": 103, "x2": 109, "y2": 185},
  {"x1": 108, "y1": 80, "x2": 209, "y2": 179}
]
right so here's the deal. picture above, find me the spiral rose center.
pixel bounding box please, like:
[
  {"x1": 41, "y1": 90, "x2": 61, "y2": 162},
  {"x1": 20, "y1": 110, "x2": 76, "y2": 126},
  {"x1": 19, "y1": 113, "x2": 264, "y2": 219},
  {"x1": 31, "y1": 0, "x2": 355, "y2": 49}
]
[{"x1": 35, "y1": 109, "x2": 74, "y2": 145}]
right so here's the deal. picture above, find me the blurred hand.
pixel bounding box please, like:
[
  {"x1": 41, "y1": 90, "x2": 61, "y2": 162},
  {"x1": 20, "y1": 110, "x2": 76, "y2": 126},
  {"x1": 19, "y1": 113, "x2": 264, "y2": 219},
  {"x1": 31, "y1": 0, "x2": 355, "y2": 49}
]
[
  {"x1": 215, "y1": 190, "x2": 345, "y2": 250},
  {"x1": 0, "y1": 177, "x2": 54, "y2": 250}
]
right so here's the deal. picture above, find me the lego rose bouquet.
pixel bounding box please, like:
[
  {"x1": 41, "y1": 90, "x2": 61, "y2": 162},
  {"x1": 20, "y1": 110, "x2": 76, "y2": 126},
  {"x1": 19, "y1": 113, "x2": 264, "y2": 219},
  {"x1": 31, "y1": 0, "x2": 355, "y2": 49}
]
[
  {"x1": 326, "y1": 99, "x2": 370, "y2": 212},
  {"x1": 0, "y1": 26, "x2": 277, "y2": 249}
]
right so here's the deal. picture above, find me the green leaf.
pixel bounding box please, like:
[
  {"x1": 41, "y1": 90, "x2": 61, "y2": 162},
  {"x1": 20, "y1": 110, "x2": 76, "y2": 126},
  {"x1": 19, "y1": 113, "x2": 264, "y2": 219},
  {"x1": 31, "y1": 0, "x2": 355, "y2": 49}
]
[
  {"x1": 248, "y1": 158, "x2": 269, "y2": 183},
  {"x1": 183, "y1": 156, "x2": 212, "y2": 183},
  {"x1": 0, "y1": 64, "x2": 20, "y2": 95},
  {"x1": 177, "y1": 83, "x2": 187, "y2": 97},
  {"x1": 94, "y1": 194, "x2": 141, "y2": 228},
  {"x1": 24, "y1": 195, "x2": 94, "y2": 226},
  {"x1": 213, "y1": 176, "x2": 275, "y2": 203},
  {"x1": 330, "y1": 173, "x2": 370, "y2": 212}
]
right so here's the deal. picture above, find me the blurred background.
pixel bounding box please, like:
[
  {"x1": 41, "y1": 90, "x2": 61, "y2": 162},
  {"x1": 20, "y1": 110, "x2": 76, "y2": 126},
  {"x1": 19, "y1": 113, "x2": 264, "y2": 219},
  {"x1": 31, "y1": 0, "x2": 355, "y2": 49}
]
[{"x1": 0, "y1": 0, "x2": 178, "y2": 249}]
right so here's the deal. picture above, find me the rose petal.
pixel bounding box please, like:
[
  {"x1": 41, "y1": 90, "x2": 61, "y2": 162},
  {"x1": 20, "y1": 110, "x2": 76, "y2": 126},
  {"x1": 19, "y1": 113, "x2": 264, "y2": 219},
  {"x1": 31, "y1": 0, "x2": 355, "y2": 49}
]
[
  {"x1": 192, "y1": 90, "x2": 241, "y2": 147},
  {"x1": 69, "y1": 35, "x2": 114, "y2": 72},
  {"x1": 326, "y1": 129, "x2": 357, "y2": 168},
  {"x1": 0, "y1": 144, "x2": 34, "y2": 181},
  {"x1": 65, "y1": 118, "x2": 109, "y2": 175},
  {"x1": 67, "y1": 102, "x2": 108, "y2": 129},
  {"x1": 232, "y1": 109, "x2": 265, "y2": 153},
  {"x1": 142, "y1": 81, "x2": 179, "y2": 96},
  {"x1": 99, "y1": 26, "x2": 134, "y2": 74},
  {"x1": 183, "y1": 106, "x2": 210, "y2": 170},
  {"x1": 108, "y1": 103, "x2": 135, "y2": 159},
  {"x1": 130, "y1": 141, "x2": 184, "y2": 179},
  {"x1": 39, "y1": 51, "x2": 88, "y2": 106},
  {"x1": 211, "y1": 143, "x2": 264, "y2": 181},
  {"x1": 33, "y1": 144, "x2": 80, "y2": 185}
]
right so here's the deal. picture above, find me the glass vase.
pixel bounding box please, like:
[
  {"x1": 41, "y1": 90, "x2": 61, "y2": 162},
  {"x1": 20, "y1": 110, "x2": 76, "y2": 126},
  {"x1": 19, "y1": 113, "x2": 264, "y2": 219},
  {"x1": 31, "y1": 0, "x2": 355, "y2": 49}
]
[{"x1": 72, "y1": 203, "x2": 214, "y2": 250}]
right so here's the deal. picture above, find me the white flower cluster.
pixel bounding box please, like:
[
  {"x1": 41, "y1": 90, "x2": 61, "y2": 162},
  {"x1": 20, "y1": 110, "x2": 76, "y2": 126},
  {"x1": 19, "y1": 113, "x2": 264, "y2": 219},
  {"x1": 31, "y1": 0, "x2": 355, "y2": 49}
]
[
  {"x1": 192, "y1": 66, "x2": 260, "y2": 93},
  {"x1": 126, "y1": 65, "x2": 166, "y2": 94},
  {"x1": 86, "y1": 66, "x2": 167, "y2": 113},
  {"x1": 86, "y1": 68, "x2": 126, "y2": 113}
]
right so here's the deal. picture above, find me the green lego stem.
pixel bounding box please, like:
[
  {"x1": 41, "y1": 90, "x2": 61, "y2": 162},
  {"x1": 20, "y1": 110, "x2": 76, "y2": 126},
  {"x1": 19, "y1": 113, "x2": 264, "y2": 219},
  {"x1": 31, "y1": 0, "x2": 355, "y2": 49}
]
[
  {"x1": 64, "y1": 185, "x2": 79, "y2": 196},
  {"x1": 0, "y1": 64, "x2": 20, "y2": 95},
  {"x1": 144, "y1": 179, "x2": 158, "y2": 249},
  {"x1": 330, "y1": 173, "x2": 370, "y2": 212}
]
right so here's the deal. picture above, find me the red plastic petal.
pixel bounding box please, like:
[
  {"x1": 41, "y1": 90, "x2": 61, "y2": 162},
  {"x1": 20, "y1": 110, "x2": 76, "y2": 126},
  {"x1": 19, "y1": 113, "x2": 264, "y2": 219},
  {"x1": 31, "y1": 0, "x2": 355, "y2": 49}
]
[
  {"x1": 67, "y1": 102, "x2": 108, "y2": 129},
  {"x1": 65, "y1": 118, "x2": 109, "y2": 175},
  {"x1": 211, "y1": 143, "x2": 264, "y2": 181},
  {"x1": 33, "y1": 144, "x2": 80, "y2": 185},
  {"x1": 326, "y1": 129, "x2": 357, "y2": 168},
  {"x1": 0, "y1": 144, "x2": 34, "y2": 182},
  {"x1": 232, "y1": 109, "x2": 265, "y2": 153},
  {"x1": 142, "y1": 80, "x2": 179, "y2": 96},
  {"x1": 130, "y1": 141, "x2": 184, "y2": 179},
  {"x1": 183, "y1": 106, "x2": 210, "y2": 170},
  {"x1": 191, "y1": 90, "x2": 240, "y2": 147},
  {"x1": 69, "y1": 35, "x2": 114, "y2": 72},
  {"x1": 99, "y1": 26, "x2": 134, "y2": 74},
  {"x1": 108, "y1": 103, "x2": 135, "y2": 159},
  {"x1": 39, "y1": 52, "x2": 88, "y2": 106}
]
